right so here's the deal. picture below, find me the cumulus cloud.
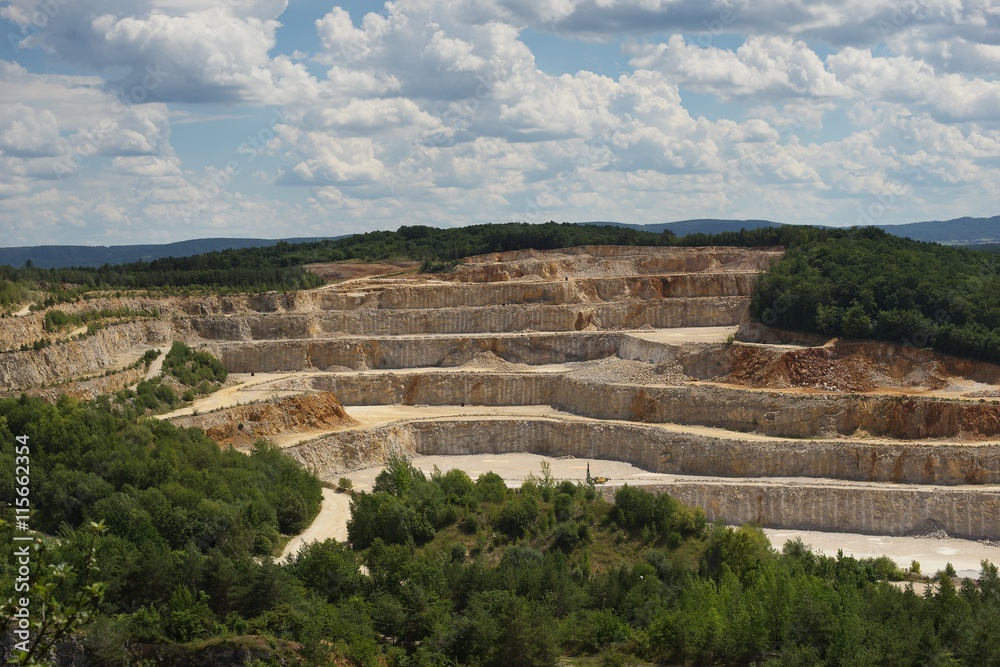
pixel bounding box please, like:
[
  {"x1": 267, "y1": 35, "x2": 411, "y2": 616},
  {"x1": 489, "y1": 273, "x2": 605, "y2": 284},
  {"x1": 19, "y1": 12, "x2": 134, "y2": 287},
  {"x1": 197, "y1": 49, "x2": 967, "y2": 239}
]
[
  {"x1": 2, "y1": 0, "x2": 306, "y2": 103},
  {"x1": 0, "y1": 105, "x2": 64, "y2": 157},
  {"x1": 828, "y1": 47, "x2": 1000, "y2": 122},
  {"x1": 627, "y1": 35, "x2": 851, "y2": 99},
  {"x1": 2, "y1": 0, "x2": 999, "y2": 244}
]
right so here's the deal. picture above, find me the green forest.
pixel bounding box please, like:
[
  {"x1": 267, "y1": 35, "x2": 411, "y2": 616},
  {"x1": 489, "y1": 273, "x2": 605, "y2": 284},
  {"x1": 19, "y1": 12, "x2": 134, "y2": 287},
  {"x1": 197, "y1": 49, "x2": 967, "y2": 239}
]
[
  {"x1": 750, "y1": 226, "x2": 1000, "y2": 362},
  {"x1": 2, "y1": 397, "x2": 999, "y2": 665}
]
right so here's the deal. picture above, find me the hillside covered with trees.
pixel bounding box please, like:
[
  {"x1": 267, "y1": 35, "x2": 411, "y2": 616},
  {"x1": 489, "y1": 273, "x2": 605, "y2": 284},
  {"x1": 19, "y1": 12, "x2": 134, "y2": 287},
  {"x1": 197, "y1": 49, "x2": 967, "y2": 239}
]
[
  {"x1": 5, "y1": 219, "x2": 1000, "y2": 360},
  {"x1": 0, "y1": 223, "x2": 675, "y2": 305},
  {"x1": 3, "y1": 398, "x2": 998, "y2": 665},
  {"x1": 751, "y1": 227, "x2": 1000, "y2": 362}
]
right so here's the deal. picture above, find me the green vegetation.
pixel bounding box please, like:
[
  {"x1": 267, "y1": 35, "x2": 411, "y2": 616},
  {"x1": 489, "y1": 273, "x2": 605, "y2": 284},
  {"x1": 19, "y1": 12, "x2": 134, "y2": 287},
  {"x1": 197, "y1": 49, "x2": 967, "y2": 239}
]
[
  {"x1": 162, "y1": 341, "x2": 228, "y2": 394},
  {"x1": 751, "y1": 226, "x2": 1000, "y2": 361},
  {"x1": 0, "y1": 277, "x2": 37, "y2": 311},
  {"x1": 7, "y1": 221, "x2": 1000, "y2": 367},
  {"x1": 42, "y1": 307, "x2": 159, "y2": 333},
  {"x1": 0, "y1": 223, "x2": 678, "y2": 299},
  {"x1": 1, "y1": 394, "x2": 322, "y2": 663},
  {"x1": 3, "y1": 424, "x2": 999, "y2": 665},
  {"x1": 114, "y1": 376, "x2": 184, "y2": 413},
  {"x1": 107, "y1": 344, "x2": 226, "y2": 414}
]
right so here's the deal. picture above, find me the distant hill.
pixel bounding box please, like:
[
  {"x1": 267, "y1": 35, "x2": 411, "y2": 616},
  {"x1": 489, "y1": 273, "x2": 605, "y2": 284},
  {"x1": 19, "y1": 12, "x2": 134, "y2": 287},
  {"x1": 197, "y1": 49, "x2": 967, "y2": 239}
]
[
  {"x1": 579, "y1": 219, "x2": 791, "y2": 236},
  {"x1": 0, "y1": 237, "x2": 338, "y2": 269},
  {"x1": 5, "y1": 215, "x2": 1000, "y2": 269},
  {"x1": 581, "y1": 215, "x2": 1000, "y2": 245},
  {"x1": 873, "y1": 216, "x2": 1000, "y2": 244}
]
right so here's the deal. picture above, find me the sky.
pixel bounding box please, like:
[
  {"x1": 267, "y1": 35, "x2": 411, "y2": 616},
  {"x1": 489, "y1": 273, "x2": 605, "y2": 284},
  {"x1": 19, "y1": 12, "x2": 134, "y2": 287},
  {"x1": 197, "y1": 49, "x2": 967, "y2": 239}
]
[{"x1": 0, "y1": 0, "x2": 998, "y2": 247}]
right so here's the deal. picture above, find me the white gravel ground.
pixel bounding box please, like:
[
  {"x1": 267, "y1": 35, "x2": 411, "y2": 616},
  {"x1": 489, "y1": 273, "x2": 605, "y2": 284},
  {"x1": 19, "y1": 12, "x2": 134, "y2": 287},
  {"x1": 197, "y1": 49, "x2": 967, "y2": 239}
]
[{"x1": 285, "y1": 452, "x2": 1000, "y2": 578}]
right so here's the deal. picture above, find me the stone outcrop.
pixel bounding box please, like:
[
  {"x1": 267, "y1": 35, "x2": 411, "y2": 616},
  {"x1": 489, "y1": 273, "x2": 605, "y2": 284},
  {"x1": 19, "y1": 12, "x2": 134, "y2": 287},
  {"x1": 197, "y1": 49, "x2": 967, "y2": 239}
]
[
  {"x1": 603, "y1": 482, "x2": 1000, "y2": 541},
  {"x1": 171, "y1": 392, "x2": 356, "y2": 449},
  {"x1": 0, "y1": 320, "x2": 171, "y2": 392},
  {"x1": 285, "y1": 416, "x2": 1000, "y2": 539}
]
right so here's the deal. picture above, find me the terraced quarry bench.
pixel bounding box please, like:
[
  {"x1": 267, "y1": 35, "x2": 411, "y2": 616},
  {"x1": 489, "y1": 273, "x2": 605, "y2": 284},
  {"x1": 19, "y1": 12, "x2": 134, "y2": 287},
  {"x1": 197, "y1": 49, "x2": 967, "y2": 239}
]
[{"x1": 5, "y1": 245, "x2": 999, "y2": 540}]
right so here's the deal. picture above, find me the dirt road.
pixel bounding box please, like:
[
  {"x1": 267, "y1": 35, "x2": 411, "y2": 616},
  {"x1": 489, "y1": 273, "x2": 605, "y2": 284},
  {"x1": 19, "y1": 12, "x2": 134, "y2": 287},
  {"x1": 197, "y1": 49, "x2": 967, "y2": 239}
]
[{"x1": 280, "y1": 488, "x2": 352, "y2": 562}]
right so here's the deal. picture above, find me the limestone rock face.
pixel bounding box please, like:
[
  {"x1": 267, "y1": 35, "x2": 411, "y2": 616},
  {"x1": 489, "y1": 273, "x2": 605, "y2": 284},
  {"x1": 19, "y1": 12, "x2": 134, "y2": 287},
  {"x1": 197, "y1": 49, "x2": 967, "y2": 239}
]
[
  {"x1": 0, "y1": 320, "x2": 172, "y2": 391},
  {"x1": 284, "y1": 416, "x2": 1000, "y2": 538}
]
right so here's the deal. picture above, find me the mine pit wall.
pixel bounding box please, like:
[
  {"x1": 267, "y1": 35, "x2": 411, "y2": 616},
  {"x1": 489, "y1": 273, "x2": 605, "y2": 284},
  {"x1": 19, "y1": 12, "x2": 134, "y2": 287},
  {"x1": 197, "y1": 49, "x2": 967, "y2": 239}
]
[
  {"x1": 210, "y1": 333, "x2": 628, "y2": 373},
  {"x1": 284, "y1": 419, "x2": 1000, "y2": 539},
  {"x1": 209, "y1": 332, "x2": 719, "y2": 376},
  {"x1": 315, "y1": 273, "x2": 758, "y2": 311},
  {"x1": 599, "y1": 483, "x2": 1000, "y2": 541},
  {"x1": 451, "y1": 246, "x2": 783, "y2": 282},
  {"x1": 286, "y1": 424, "x2": 419, "y2": 478},
  {"x1": 190, "y1": 296, "x2": 749, "y2": 341},
  {"x1": 0, "y1": 320, "x2": 172, "y2": 390},
  {"x1": 280, "y1": 368, "x2": 1000, "y2": 442},
  {"x1": 287, "y1": 418, "x2": 1000, "y2": 486}
]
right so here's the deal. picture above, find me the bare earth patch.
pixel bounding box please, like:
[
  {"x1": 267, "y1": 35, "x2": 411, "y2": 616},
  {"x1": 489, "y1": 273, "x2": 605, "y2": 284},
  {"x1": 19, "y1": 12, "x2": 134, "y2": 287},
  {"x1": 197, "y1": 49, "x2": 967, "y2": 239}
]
[{"x1": 305, "y1": 260, "x2": 420, "y2": 282}]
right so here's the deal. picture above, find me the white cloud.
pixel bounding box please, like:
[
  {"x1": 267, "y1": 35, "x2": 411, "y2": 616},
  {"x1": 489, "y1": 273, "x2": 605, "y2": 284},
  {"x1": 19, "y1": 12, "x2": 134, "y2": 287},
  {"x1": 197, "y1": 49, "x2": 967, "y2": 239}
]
[
  {"x1": 627, "y1": 35, "x2": 851, "y2": 99},
  {"x1": 0, "y1": 104, "x2": 64, "y2": 157},
  {"x1": 2, "y1": 0, "x2": 304, "y2": 104},
  {"x1": 828, "y1": 47, "x2": 1000, "y2": 122},
  {"x1": 2, "y1": 0, "x2": 999, "y2": 245}
]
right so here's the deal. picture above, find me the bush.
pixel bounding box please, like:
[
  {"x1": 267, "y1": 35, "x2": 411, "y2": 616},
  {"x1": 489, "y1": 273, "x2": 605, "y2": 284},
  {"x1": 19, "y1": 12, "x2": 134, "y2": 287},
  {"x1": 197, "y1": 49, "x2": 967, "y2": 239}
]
[{"x1": 496, "y1": 494, "x2": 538, "y2": 540}]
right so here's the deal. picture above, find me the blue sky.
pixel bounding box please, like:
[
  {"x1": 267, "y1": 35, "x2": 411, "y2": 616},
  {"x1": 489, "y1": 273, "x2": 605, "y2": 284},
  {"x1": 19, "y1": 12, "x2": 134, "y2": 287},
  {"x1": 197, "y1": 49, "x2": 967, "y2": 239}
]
[{"x1": 1, "y1": 0, "x2": 998, "y2": 246}]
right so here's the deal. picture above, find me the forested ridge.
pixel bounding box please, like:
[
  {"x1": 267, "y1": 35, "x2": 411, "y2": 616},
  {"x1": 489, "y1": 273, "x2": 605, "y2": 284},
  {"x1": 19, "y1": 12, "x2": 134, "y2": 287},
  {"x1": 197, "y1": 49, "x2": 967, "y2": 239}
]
[
  {"x1": 0, "y1": 223, "x2": 676, "y2": 305},
  {"x1": 750, "y1": 226, "x2": 1000, "y2": 362},
  {"x1": 2, "y1": 401, "x2": 999, "y2": 665}
]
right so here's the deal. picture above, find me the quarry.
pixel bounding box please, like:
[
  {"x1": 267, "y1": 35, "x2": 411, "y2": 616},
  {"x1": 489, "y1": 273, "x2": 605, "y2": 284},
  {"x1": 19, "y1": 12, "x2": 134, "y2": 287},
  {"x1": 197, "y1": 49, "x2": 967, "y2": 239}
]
[{"x1": 4, "y1": 244, "x2": 1000, "y2": 556}]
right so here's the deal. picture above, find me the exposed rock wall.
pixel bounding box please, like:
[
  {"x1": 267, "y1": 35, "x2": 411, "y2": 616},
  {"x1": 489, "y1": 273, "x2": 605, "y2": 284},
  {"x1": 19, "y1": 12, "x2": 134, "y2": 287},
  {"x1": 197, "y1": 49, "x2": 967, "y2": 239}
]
[
  {"x1": 284, "y1": 417, "x2": 1000, "y2": 538},
  {"x1": 28, "y1": 366, "x2": 146, "y2": 402},
  {"x1": 315, "y1": 273, "x2": 758, "y2": 311},
  {"x1": 171, "y1": 392, "x2": 356, "y2": 449},
  {"x1": 0, "y1": 320, "x2": 172, "y2": 391},
  {"x1": 268, "y1": 369, "x2": 1000, "y2": 441},
  {"x1": 451, "y1": 246, "x2": 782, "y2": 282},
  {"x1": 285, "y1": 424, "x2": 418, "y2": 479},
  {"x1": 189, "y1": 296, "x2": 748, "y2": 340},
  {"x1": 312, "y1": 373, "x2": 559, "y2": 407},
  {"x1": 210, "y1": 333, "x2": 624, "y2": 373},
  {"x1": 285, "y1": 417, "x2": 1000, "y2": 485},
  {"x1": 604, "y1": 483, "x2": 1000, "y2": 541}
]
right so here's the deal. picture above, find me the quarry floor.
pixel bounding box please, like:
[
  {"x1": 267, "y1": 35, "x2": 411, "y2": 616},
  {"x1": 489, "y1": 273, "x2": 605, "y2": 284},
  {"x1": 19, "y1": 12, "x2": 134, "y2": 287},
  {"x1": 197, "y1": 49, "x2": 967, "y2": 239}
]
[{"x1": 279, "y1": 451, "x2": 1000, "y2": 577}]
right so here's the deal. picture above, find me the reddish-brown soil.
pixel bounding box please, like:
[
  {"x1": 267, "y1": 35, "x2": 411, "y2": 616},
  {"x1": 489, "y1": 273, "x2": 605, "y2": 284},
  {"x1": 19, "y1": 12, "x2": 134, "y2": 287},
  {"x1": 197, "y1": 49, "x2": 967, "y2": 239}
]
[
  {"x1": 720, "y1": 341, "x2": 965, "y2": 393},
  {"x1": 305, "y1": 260, "x2": 420, "y2": 282},
  {"x1": 173, "y1": 391, "x2": 356, "y2": 449}
]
